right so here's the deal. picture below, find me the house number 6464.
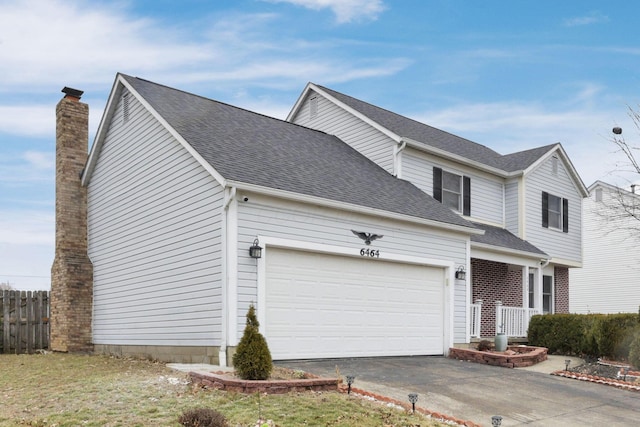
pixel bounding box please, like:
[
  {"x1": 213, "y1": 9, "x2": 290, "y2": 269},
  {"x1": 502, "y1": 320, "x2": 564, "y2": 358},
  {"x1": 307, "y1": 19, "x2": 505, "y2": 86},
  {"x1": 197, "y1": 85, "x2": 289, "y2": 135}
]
[{"x1": 360, "y1": 248, "x2": 380, "y2": 258}]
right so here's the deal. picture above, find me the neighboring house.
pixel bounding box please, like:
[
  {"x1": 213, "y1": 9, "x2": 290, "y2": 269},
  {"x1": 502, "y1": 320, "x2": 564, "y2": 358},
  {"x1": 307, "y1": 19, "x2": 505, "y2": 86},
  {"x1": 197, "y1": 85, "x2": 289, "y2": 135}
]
[
  {"x1": 287, "y1": 83, "x2": 588, "y2": 338},
  {"x1": 51, "y1": 74, "x2": 587, "y2": 364},
  {"x1": 570, "y1": 181, "x2": 640, "y2": 314}
]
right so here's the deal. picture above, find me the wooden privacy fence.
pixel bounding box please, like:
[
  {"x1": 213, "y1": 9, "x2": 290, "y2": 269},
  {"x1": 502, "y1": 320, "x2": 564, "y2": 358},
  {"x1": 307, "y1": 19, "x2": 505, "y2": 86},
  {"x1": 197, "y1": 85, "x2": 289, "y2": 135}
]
[{"x1": 0, "y1": 290, "x2": 50, "y2": 354}]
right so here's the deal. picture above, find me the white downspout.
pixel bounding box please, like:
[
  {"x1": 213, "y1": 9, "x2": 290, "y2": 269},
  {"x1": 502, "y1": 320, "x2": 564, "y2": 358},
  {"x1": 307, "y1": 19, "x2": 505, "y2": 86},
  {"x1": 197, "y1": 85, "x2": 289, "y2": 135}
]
[
  {"x1": 393, "y1": 140, "x2": 407, "y2": 178},
  {"x1": 219, "y1": 186, "x2": 237, "y2": 367}
]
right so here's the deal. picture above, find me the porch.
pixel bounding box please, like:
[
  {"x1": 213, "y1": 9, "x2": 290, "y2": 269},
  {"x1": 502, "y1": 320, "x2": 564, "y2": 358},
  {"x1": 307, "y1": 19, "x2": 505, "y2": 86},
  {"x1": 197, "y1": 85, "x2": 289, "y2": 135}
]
[{"x1": 470, "y1": 300, "x2": 541, "y2": 339}]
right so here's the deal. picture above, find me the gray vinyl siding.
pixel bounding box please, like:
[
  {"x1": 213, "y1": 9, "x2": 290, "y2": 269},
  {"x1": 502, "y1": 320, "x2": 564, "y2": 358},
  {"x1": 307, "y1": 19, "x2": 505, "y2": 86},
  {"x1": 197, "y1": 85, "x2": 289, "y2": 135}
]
[
  {"x1": 524, "y1": 156, "x2": 582, "y2": 262},
  {"x1": 505, "y1": 180, "x2": 519, "y2": 234},
  {"x1": 570, "y1": 185, "x2": 640, "y2": 313},
  {"x1": 236, "y1": 198, "x2": 470, "y2": 343},
  {"x1": 88, "y1": 90, "x2": 224, "y2": 346},
  {"x1": 403, "y1": 149, "x2": 503, "y2": 224},
  {"x1": 290, "y1": 91, "x2": 395, "y2": 173}
]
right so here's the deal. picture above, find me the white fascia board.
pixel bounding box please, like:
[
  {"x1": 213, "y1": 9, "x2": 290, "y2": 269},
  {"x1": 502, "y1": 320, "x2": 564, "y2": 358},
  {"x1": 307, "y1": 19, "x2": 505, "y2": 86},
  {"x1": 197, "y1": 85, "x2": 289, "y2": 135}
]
[
  {"x1": 402, "y1": 138, "x2": 519, "y2": 178},
  {"x1": 471, "y1": 243, "x2": 548, "y2": 267},
  {"x1": 547, "y1": 257, "x2": 583, "y2": 268},
  {"x1": 82, "y1": 75, "x2": 122, "y2": 186},
  {"x1": 229, "y1": 180, "x2": 484, "y2": 236},
  {"x1": 285, "y1": 82, "x2": 312, "y2": 122},
  {"x1": 306, "y1": 83, "x2": 403, "y2": 143},
  {"x1": 523, "y1": 144, "x2": 589, "y2": 198},
  {"x1": 83, "y1": 74, "x2": 227, "y2": 189}
]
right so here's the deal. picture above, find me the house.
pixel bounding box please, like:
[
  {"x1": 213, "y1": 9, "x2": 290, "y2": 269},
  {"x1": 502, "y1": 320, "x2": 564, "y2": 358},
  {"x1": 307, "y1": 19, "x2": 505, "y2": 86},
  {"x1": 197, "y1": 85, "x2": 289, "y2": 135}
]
[
  {"x1": 287, "y1": 83, "x2": 588, "y2": 338},
  {"x1": 570, "y1": 181, "x2": 640, "y2": 314},
  {"x1": 50, "y1": 74, "x2": 586, "y2": 364}
]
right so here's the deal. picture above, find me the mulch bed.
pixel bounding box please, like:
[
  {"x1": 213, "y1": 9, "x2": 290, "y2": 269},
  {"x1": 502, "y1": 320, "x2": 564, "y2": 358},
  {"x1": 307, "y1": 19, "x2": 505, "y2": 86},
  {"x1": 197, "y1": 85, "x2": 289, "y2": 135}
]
[{"x1": 552, "y1": 358, "x2": 640, "y2": 392}]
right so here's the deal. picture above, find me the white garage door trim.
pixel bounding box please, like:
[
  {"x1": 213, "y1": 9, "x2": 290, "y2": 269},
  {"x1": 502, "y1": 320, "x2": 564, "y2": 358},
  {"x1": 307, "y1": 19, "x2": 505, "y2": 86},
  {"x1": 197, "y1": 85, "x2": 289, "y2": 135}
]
[{"x1": 256, "y1": 236, "x2": 455, "y2": 357}]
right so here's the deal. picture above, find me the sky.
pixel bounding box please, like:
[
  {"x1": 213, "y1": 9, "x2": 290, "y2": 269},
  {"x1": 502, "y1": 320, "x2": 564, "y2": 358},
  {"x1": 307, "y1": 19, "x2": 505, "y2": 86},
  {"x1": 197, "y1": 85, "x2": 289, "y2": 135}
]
[{"x1": 2, "y1": 0, "x2": 640, "y2": 291}]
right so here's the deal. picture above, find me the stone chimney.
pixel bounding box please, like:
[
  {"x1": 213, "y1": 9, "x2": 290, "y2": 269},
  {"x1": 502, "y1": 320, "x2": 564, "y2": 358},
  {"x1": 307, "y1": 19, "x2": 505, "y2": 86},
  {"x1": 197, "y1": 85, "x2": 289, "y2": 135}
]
[{"x1": 50, "y1": 87, "x2": 94, "y2": 352}]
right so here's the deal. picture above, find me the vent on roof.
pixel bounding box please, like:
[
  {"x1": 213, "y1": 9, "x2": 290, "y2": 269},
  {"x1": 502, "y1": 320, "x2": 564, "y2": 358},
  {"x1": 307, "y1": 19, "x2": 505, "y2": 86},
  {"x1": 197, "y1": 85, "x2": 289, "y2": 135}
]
[
  {"x1": 551, "y1": 156, "x2": 558, "y2": 175},
  {"x1": 309, "y1": 96, "x2": 318, "y2": 119},
  {"x1": 122, "y1": 92, "x2": 130, "y2": 124}
]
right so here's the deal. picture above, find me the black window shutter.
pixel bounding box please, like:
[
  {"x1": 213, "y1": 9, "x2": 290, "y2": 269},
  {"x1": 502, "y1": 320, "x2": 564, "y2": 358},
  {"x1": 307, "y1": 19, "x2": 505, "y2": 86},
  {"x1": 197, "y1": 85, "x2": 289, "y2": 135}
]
[
  {"x1": 562, "y1": 198, "x2": 569, "y2": 233},
  {"x1": 542, "y1": 192, "x2": 549, "y2": 228},
  {"x1": 433, "y1": 167, "x2": 442, "y2": 202},
  {"x1": 463, "y1": 176, "x2": 471, "y2": 216}
]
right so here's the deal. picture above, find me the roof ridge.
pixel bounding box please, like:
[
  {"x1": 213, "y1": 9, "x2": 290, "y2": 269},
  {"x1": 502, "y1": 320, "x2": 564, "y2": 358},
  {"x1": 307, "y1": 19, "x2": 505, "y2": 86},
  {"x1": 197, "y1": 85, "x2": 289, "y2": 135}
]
[
  {"x1": 314, "y1": 83, "x2": 502, "y2": 156},
  {"x1": 122, "y1": 74, "x2": 335, "y2": 138}
]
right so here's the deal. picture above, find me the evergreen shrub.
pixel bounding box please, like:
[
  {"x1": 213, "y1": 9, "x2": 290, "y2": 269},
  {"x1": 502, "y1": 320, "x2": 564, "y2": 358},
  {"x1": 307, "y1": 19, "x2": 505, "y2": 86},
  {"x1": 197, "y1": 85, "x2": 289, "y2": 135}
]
[{"x1": 232, "y1": 304, "x2": 273, "y2": 380}]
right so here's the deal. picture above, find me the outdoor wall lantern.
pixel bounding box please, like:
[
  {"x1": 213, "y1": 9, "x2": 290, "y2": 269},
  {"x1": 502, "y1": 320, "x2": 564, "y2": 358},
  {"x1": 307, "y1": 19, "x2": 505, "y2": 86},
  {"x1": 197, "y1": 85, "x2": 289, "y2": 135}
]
[
  {"x1": 249, "y1": 238, "x2": 263, "y2": 259},
  {"x1": 455, "y1": 266, "x2": 466, "y2": 280},
  {"x1": 491, "y1": 415, "x2": 503, "y2": 426},
  {"x1": 408, "y1": 393, "x2": 418, "y2": 413},
  {"x1": 346, "y1": 375, "x2": 355, "y2": 394}
]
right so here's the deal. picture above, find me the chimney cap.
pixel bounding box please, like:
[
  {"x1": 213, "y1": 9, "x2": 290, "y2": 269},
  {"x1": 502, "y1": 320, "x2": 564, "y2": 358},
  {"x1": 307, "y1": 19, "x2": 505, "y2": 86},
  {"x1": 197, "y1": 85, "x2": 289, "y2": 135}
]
[{"x1": 61, "y1": 87, "x2": 84, "y2": 99}]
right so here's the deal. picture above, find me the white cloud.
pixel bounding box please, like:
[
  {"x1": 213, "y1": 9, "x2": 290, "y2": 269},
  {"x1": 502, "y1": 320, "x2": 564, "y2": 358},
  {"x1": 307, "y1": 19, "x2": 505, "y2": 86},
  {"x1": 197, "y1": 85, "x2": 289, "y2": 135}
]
[
  {"x1": 563, "y1": 11, "x2": 609, "y2": 27},
  {"x1": 264, "y1": 0, "x2": 385, "y2": 23},
  {"x1": 23, "y1": 151, "x2": 54, "y2": 170},
  {"x1": 0, "y1": 210, "x2": 53, "y2": 246},
  {"x1": 0, "y1": 105, "x2": 53, "y2": 136},
  {"x1": 0, "y1": 0, "x2": 212, "y2": 91}
]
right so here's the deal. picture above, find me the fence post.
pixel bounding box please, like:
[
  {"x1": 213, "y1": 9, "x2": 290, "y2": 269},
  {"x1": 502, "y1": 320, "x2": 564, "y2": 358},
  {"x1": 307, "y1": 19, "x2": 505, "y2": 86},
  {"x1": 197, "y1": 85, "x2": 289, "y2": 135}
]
[{"x1": 2, "y1": 290, "x2": 10, "y2": 353}]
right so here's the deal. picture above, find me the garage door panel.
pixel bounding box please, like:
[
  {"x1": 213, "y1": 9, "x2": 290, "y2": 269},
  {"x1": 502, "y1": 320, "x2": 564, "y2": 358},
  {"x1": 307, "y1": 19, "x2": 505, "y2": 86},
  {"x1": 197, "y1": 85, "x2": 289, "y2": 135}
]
[{"x1": 265, "y1": 248, "x2": 444, "y2": 359}]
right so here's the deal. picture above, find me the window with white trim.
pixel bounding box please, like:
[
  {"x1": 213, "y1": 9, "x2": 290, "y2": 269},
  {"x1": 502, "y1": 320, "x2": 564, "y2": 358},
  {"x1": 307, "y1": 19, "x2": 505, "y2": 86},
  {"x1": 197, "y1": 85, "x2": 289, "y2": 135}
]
[
  {"x1": 528, "y1": 273, "x2": 535, "y2": 309},
  {"x1": 542, "y1": 191, "x2": 568, "y2": 232},
  {"x1": 542, "y1": 275, "x2": 553, "y2": 314},
  {"x1": 433, "y1": 167, "x2": 471, "y2": 215}
]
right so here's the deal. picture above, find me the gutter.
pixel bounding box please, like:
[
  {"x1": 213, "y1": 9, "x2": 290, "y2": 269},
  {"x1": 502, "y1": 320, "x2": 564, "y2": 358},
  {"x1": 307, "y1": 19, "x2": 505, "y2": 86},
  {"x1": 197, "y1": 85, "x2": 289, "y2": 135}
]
[
  {"x1": 219, "y1": 186, "x2": 237, "y2": 366},
  {"x1": 393, "y1": 140, "x2": 407, "y2": 177}
]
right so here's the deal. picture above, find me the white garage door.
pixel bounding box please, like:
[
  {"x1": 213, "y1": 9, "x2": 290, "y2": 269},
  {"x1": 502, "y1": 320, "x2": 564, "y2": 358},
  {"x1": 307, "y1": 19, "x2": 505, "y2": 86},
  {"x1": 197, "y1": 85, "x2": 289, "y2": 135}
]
[{"x1": 265, "y1": 248, "x2": 445, "y2": 360}]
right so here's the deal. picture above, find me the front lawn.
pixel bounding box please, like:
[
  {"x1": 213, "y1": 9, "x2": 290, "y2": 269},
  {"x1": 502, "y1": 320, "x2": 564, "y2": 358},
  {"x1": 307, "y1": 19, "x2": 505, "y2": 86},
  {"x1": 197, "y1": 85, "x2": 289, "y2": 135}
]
[{"x1": 0, "y1": 353, "x2": 444, "y2": 426}]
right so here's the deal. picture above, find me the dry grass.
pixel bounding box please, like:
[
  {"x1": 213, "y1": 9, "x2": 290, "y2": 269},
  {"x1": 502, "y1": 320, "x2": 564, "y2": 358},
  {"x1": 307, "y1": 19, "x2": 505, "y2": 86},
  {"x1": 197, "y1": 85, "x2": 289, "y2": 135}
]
[{"x1": 0, "y1": 353, "x2": 446, "y2": 427}]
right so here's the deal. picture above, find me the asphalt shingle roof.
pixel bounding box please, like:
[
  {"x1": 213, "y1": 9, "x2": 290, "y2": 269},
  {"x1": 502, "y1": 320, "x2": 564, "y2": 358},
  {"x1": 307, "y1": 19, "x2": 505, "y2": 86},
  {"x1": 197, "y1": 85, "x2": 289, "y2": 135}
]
[
  {"x1": 471, "y1": 222, "x2": 547, "y2": 256},
  {"x1": 315, "y1": 84, "x2": 555, "y2": 172},
  {"x1": 121, "y1": 74, "x2": 475, "y2": 229}
]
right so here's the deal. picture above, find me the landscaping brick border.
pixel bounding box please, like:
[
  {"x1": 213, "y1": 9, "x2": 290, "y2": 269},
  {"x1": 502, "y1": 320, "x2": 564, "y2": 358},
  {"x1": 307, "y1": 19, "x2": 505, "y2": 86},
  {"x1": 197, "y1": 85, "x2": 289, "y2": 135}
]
[
  {"x1": 449, "y1": 346, "x2": 548, "y2": 368},
  {"x1": 339, "y1": 384, "x2": 481, "y2": 427},
  {"x1": 551, "y1": 370, "x2": 640, "y2": 392},
  {"x1": 188, "y1": 371, "x2": 339, "y2": 394}
]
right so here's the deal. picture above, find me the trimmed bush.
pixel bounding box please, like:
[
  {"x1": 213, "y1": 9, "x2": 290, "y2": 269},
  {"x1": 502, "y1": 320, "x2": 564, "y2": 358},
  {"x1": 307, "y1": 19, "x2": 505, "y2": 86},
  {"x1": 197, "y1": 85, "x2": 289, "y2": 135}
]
[
  {"x1": 528, "y1": 314, "x2": 584, "y2": 355},
  {"x1": 232, "y1": 304, "x2": 273, "y2": 380},
  {"x1": 528, "y1": 312, "x2": 640, "y2": 359},
  {"x1": 629, "y1": 330, "x2": 640, "y2": 369},
  {"x1": 179, "y1": 407, "x2": 228, "y2": 427}
]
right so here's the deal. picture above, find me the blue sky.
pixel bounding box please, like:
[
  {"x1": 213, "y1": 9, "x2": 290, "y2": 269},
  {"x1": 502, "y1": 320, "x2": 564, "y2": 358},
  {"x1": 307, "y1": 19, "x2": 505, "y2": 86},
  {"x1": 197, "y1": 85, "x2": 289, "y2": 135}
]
[{"x1": 2, "y1": 0, "x2": 640, "y2": 290}]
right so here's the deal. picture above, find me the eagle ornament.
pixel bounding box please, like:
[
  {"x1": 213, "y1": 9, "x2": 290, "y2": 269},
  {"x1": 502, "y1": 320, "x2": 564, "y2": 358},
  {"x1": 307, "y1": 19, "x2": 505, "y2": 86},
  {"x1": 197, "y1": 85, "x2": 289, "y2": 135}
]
[{"x1": 351, "y1": 230, "x2": 384, "y2": 245}]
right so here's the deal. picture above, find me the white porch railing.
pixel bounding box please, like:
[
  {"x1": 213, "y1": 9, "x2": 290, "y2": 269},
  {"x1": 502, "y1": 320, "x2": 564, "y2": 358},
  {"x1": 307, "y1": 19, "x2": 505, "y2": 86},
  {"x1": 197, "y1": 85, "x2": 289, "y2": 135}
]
[
  {"x1": 470, "y1": 299, "x2": 482, "y2": 338},
  {"x1": 495, "y1": 301, "x2": 541, "y2": 337}
]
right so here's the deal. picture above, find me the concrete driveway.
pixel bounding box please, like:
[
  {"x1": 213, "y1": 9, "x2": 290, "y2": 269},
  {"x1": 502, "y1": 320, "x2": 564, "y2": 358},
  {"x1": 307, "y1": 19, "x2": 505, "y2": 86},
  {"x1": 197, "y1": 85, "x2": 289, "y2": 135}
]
[{"x1": 276, "y1": 356, "x2": 640, "y2": 426}]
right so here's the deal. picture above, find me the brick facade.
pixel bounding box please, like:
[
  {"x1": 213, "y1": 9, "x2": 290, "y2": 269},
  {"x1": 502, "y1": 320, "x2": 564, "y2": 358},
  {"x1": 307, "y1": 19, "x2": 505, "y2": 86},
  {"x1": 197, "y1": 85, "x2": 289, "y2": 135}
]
[
  {"x1": 471, "y1": 259, "x2": 523, "y2": 337},
  {"x1": 471, "y1": 259, "x2": 572, "y2": 337},
  {"x1": 50, "y1": 90, "x2": 94, "y2": 353}
]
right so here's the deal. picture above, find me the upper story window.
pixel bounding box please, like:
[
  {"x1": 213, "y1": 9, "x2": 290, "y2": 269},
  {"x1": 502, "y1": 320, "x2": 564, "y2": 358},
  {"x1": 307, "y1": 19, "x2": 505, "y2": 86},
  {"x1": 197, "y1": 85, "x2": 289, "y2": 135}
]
[
  {"x1": 542, "y1": 191, "x2": 568, "y2": 232},
  {"x1": 433, "y1": 167, "x2": 471, "y2": 215}
]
